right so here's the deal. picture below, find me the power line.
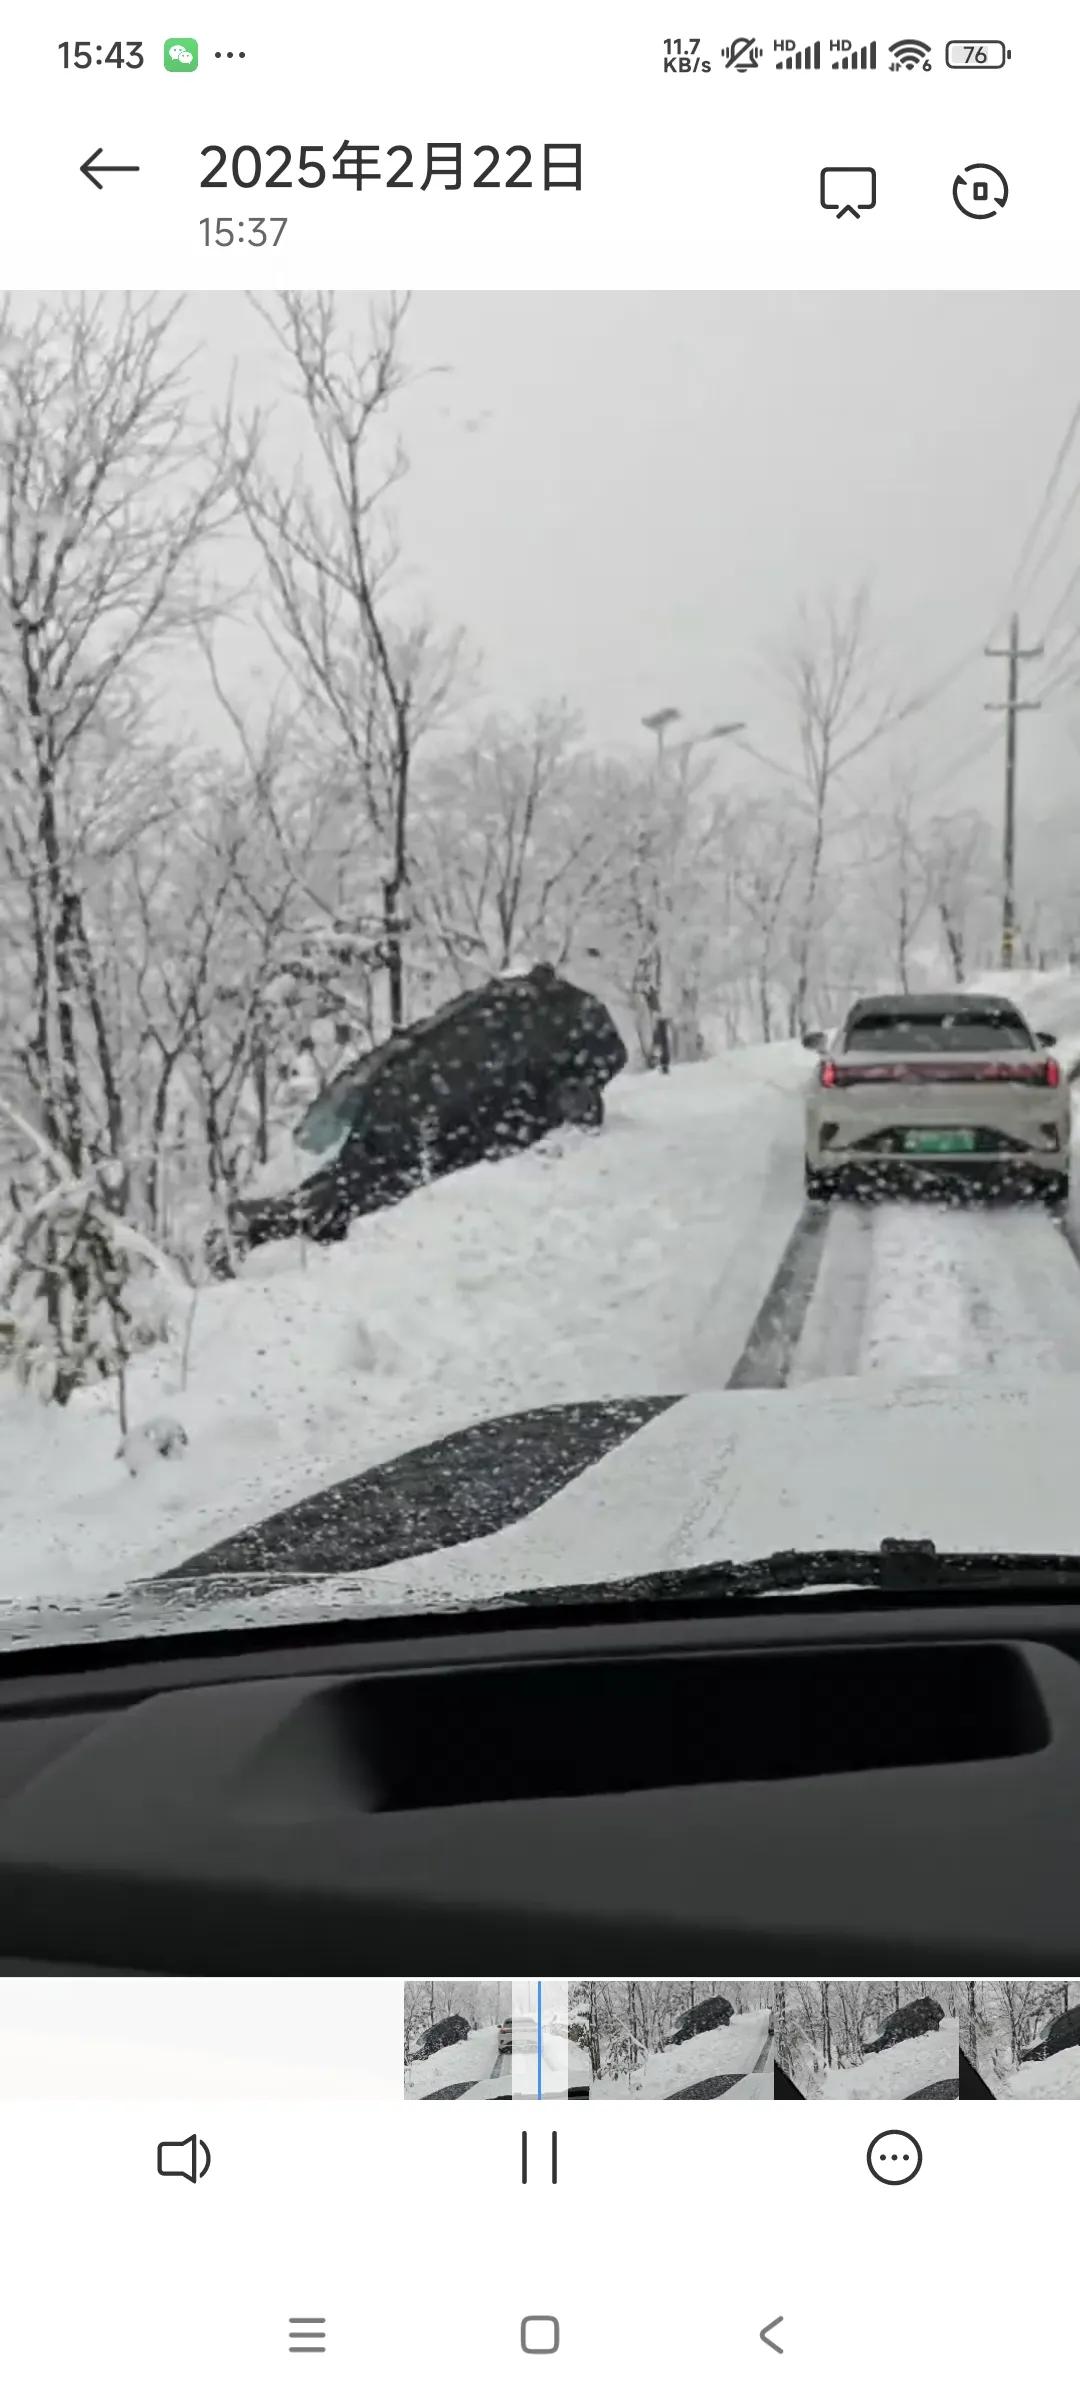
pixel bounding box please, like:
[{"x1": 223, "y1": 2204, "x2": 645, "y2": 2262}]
[
  {"x1": 1019, "y1": 474, "x2": 1080, "y2": 623},
  {"x1": 903, "y1": 628, "x2": 1080, "y2": 821},
  {"x1": 1038, "y1": 558, "x2": 1080, "y2": 647},
  {"x1": 730, "y1": 399, "x2": 1080, "y2": 803},
  {"x1": 992, "y1": 396, "x2": 1080, "y2": 635},
  {"x1": 1034, "y1": 627, "x2": 1080, "y2": 700}
]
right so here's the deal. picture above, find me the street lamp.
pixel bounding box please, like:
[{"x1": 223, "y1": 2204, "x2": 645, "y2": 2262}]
[
  {"x1": 634, "y1": 710, "x2": 747, "y2": 1076},
  {"x1": 641, "y1": 706, "x2": 682, "y2": 763},
  {"x1": 641, "y1": 708, "x2": 746, "y2": 767}
]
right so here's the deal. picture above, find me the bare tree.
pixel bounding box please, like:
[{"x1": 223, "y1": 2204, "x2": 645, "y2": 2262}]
[
  {"x1": 235, "y1": 293, "x2": 462, "y2": 1032},
  {"x1": 0, "y1": 299, "x2": 242, "y2": 1166},
  {"x1": 917, "y1": 808, "x2": 996, "y2": 985},
  {"x1": 769, "y1": 588, "x2": 894, "y2": 1034},
  {"x1": 729, "y1": 797, "x2": 802, "y2": 1041},
  {"x1": 995, "y1": 1980, "x2": 1034, "y2": 2067},
  {"x1": 886, "y1": 783, "x2": 929, "y2": 989},
  {"x1": 412, "y1": 703, "x2": 618, "y2": 985},
  {"x1": 600, "y1": 750, "x2": 729, "y2": 1066},
  {"x1": 0, "y1": 295, "x2": 245, "y2": 1384}
]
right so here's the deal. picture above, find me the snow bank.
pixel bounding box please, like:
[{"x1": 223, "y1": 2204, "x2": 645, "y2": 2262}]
[
  {"x1": 816, "y1": 2020, "x2": 958, "y2": 2100},
  {"x1": 995, "y1": 2046, "x2": 1080, "y2": 2100},
  {"x1": 404, "y1": 2026, "x2": 499, "y2": 2098},
  {"x1": 0, "y1": 1046, "x2": 806, "y2": 1604},
  {"x1": 967, "y1": 966, "x2": 1080, "y2": 1080},
  {"x1": 592, "y1": 2008, "x2": 772, "y2": 2099}
]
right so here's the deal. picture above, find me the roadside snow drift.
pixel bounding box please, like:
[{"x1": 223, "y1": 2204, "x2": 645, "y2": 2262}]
[
  {"x1": 404, "y1": 2027, "x2": 500, "y2": 2098},
  {"x1": 0, "y1": 1046, "x2": 807, "y2": 1606},
  {"x1": 816, "y1": 2021, "x2": 959, "y2": 2100},
  {"x1": 992, "y1": 2049, "x2": 1080, "y2": 2100},
  {"x1": 591, "y1": 2009, "x2": 772, "y2": 2099}
]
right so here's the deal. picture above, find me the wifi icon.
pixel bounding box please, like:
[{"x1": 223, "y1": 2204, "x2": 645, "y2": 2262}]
[{"x1": 889, "y1": 37, "x2": 932, "y2": 70}]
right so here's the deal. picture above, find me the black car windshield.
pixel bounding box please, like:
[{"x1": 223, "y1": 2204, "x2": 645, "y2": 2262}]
[
  {"x1": 296, "y1": 1083, "x2": 362, "y2": 1158},
  {"x1": 844, "y1": 1012, "x2": 1034, "y2": 1053}
]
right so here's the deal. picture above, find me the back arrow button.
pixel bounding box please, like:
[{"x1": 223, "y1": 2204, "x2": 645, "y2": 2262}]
[
  {"x1": 760, "y1": 2316, "x2": 784, "y2": 2355},
  {"x1": 80, "y1": 148, "x2": 141, "y2": 190}
]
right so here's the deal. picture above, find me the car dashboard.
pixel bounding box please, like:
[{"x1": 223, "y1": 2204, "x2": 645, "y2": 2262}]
[{"x1": 0, "y1": 1581, "x2": 1078, "y2": 1971}]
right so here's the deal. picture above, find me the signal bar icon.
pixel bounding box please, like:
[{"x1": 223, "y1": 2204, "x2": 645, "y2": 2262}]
[
  {"x1": 775, "y1": 39, "x2": 821, "y2": 67},
  {"x1": 832, "y1": 39, "x2": 877, "y2": 68}
]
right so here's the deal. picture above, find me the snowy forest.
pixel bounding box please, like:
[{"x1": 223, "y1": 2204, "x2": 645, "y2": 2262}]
[
  {"x1": 4, "y1": 291, "x2": 1078, "y2": 1437},
  {"x1": 774, "y1": 1980, "x2": 963, "y2": 2093},
  {"x1": 402, "y1": 1980, "x2": 508, "y2": 2061},
  {"x1": 962, "y1": 1981, "x2": 1078, "y2": 2087},
  {"x1": 567, "y1": 1979, "x2": 772, "y2": 2080}
]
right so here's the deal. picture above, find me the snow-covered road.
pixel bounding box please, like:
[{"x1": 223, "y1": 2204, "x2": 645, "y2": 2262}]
[
  {"x1": 8, "y1": 967, "x2": 1080, "y2": 1615},
  {"x1": 790, "y1": 1198, "x2": 1080, "y2": 1385}
]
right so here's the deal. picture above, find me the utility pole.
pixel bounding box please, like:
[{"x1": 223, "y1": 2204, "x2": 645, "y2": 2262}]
[{"x1": 985, "y1": 614, "x2": 1043, "y2": 968}]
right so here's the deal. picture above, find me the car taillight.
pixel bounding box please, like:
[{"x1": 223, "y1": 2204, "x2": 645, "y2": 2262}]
[{"x1": 824, "y1": 1056, "x2": 1066, "y2": 1087}]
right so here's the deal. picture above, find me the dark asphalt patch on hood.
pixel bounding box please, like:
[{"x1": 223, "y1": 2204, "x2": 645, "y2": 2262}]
[
  {"x1": 159, "y1": 1394, "x2": 681, "y2": 1587},
  {"x1": 666, "y1": 2073, "x2": 745, "y2": 2099}
]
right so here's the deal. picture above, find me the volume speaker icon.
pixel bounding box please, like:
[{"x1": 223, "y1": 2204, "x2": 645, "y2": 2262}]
[{"x1": 156, "y1": 2134, "x2": 211, "y2": 2182}]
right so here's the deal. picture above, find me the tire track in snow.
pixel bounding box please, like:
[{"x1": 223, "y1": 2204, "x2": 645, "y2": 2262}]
[
  {"x1": 685, "y1": 1107, "x2": 808, "y2": 1387},
  {"x1": 787, "y1": 1201, "x2": 876, "y2": 1383},
  {"x1": 725, "y1": 1202, "x2": 832, "y2": 1388},
  {"x1": 740, "y1": 1193, "x2": 1080, "y2": 1391},
  {"x1": 855, "y1": 1203, "x2": 1080, "y2": 1378}
]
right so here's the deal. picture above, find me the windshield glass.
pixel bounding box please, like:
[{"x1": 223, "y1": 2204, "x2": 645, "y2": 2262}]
[
  {"x1": 296, "y1": 1085, "x2": 362, "y2": 1159},
  {"x1": 3, "y1": 289, "x2": 1080, "y2": 1651},
  {"x1": 844, "y1": 1012, "x2": 1035, "y2": 1052}
]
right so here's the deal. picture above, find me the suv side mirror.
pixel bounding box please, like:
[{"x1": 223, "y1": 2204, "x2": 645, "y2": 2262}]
[
  {"x1": 1036, "y1": 1030, "x2": 1057, "y2": 1046},
  {"x1": 801, "y1": 1030, "x2": 825, "y2": 1052}
]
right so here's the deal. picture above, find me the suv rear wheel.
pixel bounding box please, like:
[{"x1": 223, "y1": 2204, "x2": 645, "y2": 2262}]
[
  {"x1": 554, "y1": 1077, "x2": 604, "y2": 1127},
  {"x1": 804, "y1": 1158, "x2": 834, "y2": 1202}
]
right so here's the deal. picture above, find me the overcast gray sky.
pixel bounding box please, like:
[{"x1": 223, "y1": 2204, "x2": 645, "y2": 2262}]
[{"x1": 35, "y1": 293, "x2": 1080, "y2": 820}]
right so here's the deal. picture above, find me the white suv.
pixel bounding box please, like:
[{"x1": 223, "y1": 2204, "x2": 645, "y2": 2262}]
[{"x1": 804, "y1": 992, "x2": 1071, "y2": 1205}]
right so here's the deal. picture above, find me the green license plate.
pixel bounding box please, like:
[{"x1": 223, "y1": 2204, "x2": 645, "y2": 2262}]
[{"x1": 901, "y1": 1129, "x2": 977, "y2": 1155}]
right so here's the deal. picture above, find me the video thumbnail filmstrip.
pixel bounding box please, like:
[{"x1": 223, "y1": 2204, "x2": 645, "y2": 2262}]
[{"x1": 405, "y1": 1981, "x2": 1080, "y2": 2100}]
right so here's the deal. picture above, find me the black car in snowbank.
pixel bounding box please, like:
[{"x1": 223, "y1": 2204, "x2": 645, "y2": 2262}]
[
  {"x1": 1020, "y1": 2000, "x2": 1080, "y2": 2063},
  {"x1": 864, "y1": 1995, "x2": 944, "y2": 2052},
  {"x1": 665, "y1": 1994, "x2": 734, "y2": 2046},
  {"x1": 228, "y1": 963, "x2": 628, "y2": 1252}
]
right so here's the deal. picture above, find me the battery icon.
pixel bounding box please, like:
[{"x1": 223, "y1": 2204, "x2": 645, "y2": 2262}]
[{"x1": 945, "y1": 39, "x2": 1010, "y2": 67}]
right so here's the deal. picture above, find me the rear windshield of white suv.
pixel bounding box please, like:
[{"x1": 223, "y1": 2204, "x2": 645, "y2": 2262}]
[{"x1": 844, "y1": 1011, "x2": 1034, "y2": 1053}]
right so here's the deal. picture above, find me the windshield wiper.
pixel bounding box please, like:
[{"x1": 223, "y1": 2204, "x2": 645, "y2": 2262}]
[
  {"x1": 383, "y1": 1537, "x2": 1080, "y2": 1622},
  {"x1": 132, "y1": 1537, "x2": 1080, "y2": 1621},
  {"x1": 554, "y1": 1538, "x2": 1080, "y2": 1611},
  {"x1": 19, "y1": 1540, "x2": 1080, "y2": 1663}
]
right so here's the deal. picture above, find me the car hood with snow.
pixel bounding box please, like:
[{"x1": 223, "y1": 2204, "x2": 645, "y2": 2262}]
[{"x1": 5, "y1": 1364, "x2": 1080, "y2": 1648}]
